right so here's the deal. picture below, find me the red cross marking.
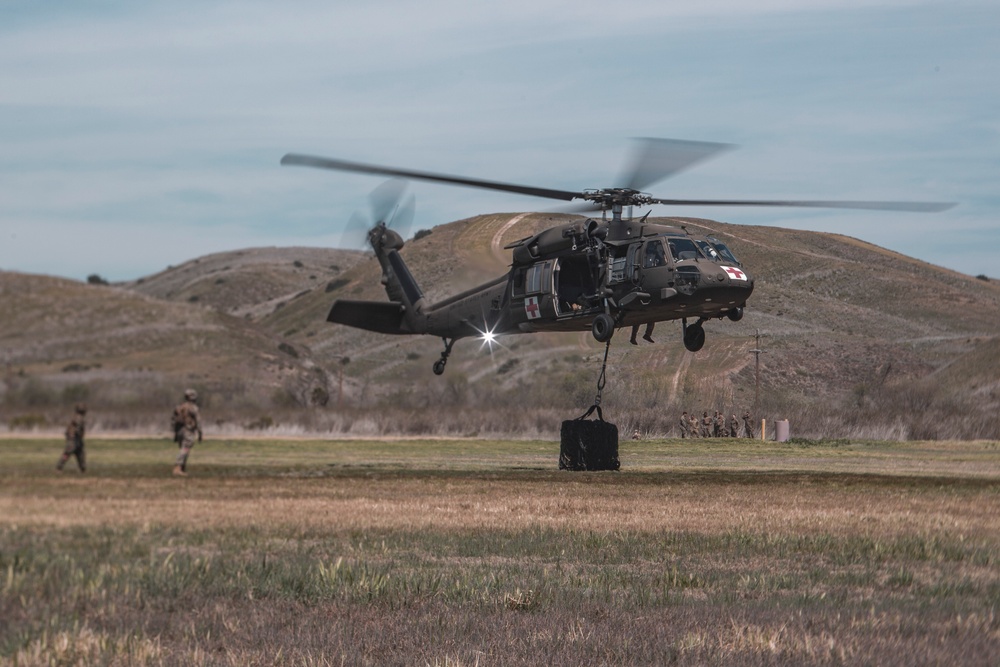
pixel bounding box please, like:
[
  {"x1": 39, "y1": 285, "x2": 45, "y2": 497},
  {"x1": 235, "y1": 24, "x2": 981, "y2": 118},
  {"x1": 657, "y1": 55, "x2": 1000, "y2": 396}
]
[
  {"x1": 723, "y1": 266, "x2": 746, "y2": 281},
  {"x1": 524, "y1": 297, "x2": 541, "y2": 319}
]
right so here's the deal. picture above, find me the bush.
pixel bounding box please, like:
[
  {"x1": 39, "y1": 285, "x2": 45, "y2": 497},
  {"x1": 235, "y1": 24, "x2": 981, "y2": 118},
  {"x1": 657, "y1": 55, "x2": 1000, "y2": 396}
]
[
  {"x1": 246, "y1": 415, "x2": 274, "y2": 430},
  {"x1": 62, "y1": 384, "x2": 90, "y2": 403},
  {"x1": 325, "y1": 278, "x2": 349, "y2": 293},
  {"x1": 86, "y1": 274, "x2": 109, "y2": 285},
  {"x1": 9, "y1": 414, "x2": 47, "y2": 430},
  {"x1": 310, "y1": 387, "x2": 330, "y2": 407}
]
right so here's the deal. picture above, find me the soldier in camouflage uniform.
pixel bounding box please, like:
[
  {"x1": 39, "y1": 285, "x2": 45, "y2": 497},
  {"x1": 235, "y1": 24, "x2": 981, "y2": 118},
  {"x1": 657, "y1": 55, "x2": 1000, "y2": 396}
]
[
  {"x1": 701, "y1": 411, "x2": 712, "y2": 438},
  {"x1": 729, "y1": 413, "x2": 740, "y2": 438},
  {"x1": 56, "y1": 403, "x2": 87, "y2": 472},
  {"x1": 678, "y1": 411, "x2": 690, "y2": 438},
  {"x1": 172, "y1": 389, "x2": 202, "y2": 476},
  {"x1": 713, "y1": 411, "x2": 724, "y2": 437},
  {"x1": 742, "y1": 410, "x2": 755, "y2": 438},
  {"x1": 689, "y1": 413, "x2": 700, "y2": 438}
]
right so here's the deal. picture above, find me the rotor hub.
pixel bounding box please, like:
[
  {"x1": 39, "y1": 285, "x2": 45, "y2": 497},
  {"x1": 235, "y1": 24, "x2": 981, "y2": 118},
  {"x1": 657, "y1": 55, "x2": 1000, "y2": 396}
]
[{"x1": 581, "y1": 188, "x2": 656, "y2": 209}]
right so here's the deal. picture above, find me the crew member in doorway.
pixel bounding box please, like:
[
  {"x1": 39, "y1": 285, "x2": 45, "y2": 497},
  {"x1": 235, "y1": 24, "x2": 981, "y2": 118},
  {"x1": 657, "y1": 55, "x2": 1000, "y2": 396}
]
[{"x1": 629, "y1": 322, "x2": 655, "y2": 345}]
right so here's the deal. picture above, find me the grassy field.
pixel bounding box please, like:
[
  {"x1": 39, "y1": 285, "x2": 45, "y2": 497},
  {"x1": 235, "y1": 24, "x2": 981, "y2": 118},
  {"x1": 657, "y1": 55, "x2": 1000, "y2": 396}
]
[{"x1": 1, "y1": 436, "x2": 998, "y2": 666}]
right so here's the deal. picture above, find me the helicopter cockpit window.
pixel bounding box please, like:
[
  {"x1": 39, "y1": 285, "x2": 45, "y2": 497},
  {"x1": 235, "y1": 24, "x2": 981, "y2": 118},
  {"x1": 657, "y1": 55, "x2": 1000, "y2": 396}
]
[
  {"x1": 694, "y1": 240, "x2": 720, "y2": 262},
  {"x1": 708, "y1": 239, "x2": 740, "y2": 265},
  {"x1": 643, "y1": 240, "x2": 667, "y2": 269},
  {"x1": 667, "y1": 237, "x2": 701, "y2": 262}
]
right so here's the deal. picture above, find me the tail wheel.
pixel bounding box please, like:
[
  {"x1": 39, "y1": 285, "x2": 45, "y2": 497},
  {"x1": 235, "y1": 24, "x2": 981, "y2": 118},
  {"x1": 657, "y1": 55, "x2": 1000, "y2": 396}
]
[{"x1": 591, "y1": 313, "x2": 615, "y2": 342}]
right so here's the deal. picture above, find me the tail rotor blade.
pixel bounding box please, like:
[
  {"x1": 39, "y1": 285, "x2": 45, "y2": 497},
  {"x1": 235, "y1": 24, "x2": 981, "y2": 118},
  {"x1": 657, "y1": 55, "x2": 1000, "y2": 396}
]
[
  {"x1": 368, "y1": 178, "x2": 408, "y2": 225},
  {"x1": 340, "y1": 210, "x2": 371, "y2": 250},
  {"x1": 393, "y1": 193, "x2": 416, "y2": 240}
]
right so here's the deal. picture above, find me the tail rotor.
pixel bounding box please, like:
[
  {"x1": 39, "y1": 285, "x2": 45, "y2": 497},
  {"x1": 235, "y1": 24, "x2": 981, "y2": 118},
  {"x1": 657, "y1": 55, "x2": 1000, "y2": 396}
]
[{"x1": 341, "y1": 178, "x2": 415, "y2": 250}]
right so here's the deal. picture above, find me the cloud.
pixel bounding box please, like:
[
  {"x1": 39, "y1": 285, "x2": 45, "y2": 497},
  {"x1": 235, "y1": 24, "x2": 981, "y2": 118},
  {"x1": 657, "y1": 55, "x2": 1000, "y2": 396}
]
[{"x1": 0, "y1": 0, "x2": 996, "y2": 280}]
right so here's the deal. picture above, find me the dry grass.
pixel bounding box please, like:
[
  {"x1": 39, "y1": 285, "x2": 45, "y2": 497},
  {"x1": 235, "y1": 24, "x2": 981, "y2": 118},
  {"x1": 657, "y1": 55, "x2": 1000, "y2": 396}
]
[
  {"x1": 5, "y1": 218, "x2": 1000, "y2": 440},
  {"x1": 2, "y1": 437, "x2": 999, "y2": 665}
]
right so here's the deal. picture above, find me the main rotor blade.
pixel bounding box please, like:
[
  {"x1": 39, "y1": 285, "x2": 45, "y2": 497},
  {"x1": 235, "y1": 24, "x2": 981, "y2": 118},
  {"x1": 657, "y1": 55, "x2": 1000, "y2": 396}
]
[
  {"x1": 650, "y1": 198, "x2": 956, "y2": 213},
  {"x1": 281, "y1": 153, "x2": 581, "y2": 202},
  {"x1": 619, "y1": 138, "x2": 735, "y2": 191}
]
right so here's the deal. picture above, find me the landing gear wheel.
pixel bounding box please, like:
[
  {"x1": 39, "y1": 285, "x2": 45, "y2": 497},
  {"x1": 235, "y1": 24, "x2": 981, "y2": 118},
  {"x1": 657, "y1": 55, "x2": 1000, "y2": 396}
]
[
  {"x1": 433, "y1": 337, "x2": 456, "y2": 375},
  {"x1": 591, "y1": 313, "x2": 615, "y2": 342},
  {"x1": 683, "y1": 323, "x2": 706, "y2": 352}
]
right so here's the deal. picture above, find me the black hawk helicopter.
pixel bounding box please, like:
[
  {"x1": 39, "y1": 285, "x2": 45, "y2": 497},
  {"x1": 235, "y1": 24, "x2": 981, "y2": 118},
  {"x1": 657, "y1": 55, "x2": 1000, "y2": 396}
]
[{"x1": 281, "y1": 139, "x2": 952, "y2": 375}]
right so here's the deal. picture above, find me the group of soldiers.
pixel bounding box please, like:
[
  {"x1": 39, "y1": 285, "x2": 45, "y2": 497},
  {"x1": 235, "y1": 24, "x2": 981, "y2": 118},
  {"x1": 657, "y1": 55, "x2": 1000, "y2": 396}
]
[
  {"x1": 56, "y1": 389, "x2": 203, "y2": 476},
  {"x1": 55, "y1": 392, "x2": 752, "y2": 473},
  {"x1": 678, "y1": 409, "x2": 756, "y2": 439}
]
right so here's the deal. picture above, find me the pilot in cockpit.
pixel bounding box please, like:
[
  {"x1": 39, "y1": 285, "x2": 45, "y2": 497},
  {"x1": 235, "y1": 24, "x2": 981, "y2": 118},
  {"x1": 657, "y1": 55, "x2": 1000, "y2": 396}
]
[{"x1": 645, "y1": 241, "x2": 666, "y2": 268}]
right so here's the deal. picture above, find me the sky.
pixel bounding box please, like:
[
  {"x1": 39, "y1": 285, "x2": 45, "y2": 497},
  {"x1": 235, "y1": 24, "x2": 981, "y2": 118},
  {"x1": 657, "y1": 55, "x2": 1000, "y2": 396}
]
[{"x1": 1, "y1": 0, "x2": 997, "y2": 282}]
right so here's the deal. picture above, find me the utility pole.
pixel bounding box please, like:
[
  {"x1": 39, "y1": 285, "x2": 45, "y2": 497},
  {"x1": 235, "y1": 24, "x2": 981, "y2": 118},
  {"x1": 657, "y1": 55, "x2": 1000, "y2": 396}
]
[
  {"x1": 748, "y1": 329, "x2": 767, "y2": 412},
  {"x1": 338, "y1": 356, "x2": 350, "y2": 408}
]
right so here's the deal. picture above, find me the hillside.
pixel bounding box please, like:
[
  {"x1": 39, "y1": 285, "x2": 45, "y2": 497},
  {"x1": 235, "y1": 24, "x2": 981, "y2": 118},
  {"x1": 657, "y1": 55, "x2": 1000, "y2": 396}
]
[
  {"x1": 2, "y1": 215, "x2": 998, "y2": 439},
  {"x1": 0, "y1": 271, "x2": 337, "y2": 427},
  {"x1": 124, "y1": 246, "x2": 364, "y2": 319}
]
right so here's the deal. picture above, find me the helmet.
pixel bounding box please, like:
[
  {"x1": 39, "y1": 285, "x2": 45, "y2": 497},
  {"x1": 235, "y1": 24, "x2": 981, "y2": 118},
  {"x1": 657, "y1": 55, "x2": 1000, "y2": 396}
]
[{"x1": 183, "y1": 389, "x2": 198, "y2": 402}]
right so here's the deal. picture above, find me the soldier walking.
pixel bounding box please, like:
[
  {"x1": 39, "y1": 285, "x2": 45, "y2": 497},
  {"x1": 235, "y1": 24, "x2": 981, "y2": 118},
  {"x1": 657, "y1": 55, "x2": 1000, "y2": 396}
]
[
  {"x1": 701, "y1": 411, "x2": 712, "y2": 438},
  {"x1": 742, "y1": 410, "x2": 755, "y2": 438},
  {"x1": 678, "y1": 411, "x2": 690, "y2": 438},
  {"x1": 172, "y1": 389, "x2": 202, "y2": 476},
  {"x1": 729, "y1": 413, "x2": 740, "y2": 438},
  {"x1": 689, "y1": 413, "x2": 700, "y2": 438},
  {"x1": 713, "y1": 411, "x2": 724, "y2": 438},
  {"x1": 56, "y1": 403, "x2": 87, "y2": 472}
]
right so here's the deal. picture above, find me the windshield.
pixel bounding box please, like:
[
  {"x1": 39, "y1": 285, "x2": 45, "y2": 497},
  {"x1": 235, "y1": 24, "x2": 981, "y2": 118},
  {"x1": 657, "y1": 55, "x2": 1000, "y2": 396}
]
[
  {"x1": 707, "y1": 237, "x2": 740, "y2": 265},
  {"x1": 665, "y1": 237, "x2": 701, "y2": 262},
  {"x1": 694, "y1": 240, "x2": 720, "y2": 262}
]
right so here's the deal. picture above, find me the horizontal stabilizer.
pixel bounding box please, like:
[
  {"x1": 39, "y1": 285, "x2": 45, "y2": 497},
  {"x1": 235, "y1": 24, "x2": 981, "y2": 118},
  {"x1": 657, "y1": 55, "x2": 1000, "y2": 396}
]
[{"x1": 327, "y1": 300, "x2": 407, "y2": 334}]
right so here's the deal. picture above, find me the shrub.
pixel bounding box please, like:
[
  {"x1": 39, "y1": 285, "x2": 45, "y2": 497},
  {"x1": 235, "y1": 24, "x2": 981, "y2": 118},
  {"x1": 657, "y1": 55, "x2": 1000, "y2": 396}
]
[
  {"x1": 9, "y1": 414, "x2": 47, "y2": 430},
  {"x1": 61, "y1": 384, "x2": 90, "y2": 403},
  {"x1": 325, "y1": 278, "x2": 349, "y2": 293},
  {"x1": 86, "y1": 274, "x2": 109, "y2": 285},
  {"x1": 310, "y1": 387, "x2": 330, "y2": 407},
  {"x1": 246, "y1": 415, "x2": 274, "y2": 430}
]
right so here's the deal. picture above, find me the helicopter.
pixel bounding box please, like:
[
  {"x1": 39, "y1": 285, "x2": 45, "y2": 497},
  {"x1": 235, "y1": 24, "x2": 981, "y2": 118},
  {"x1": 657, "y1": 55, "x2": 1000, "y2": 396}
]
[{"x1": 281, "y1": 138, "x2": 953, "y2": 375}]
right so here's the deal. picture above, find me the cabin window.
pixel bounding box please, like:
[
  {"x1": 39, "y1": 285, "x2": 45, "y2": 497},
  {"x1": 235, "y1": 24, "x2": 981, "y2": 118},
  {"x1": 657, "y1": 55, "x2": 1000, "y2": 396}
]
[
  {"x1": 512, "y1": 268, "x2": 526, "y2": 297},
  {"x1": 524, "y1": 261, "x2": 552, "y2": 295},
  {"x1": 609, "y1": 255, "x2": 627, "y2": 283}
]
